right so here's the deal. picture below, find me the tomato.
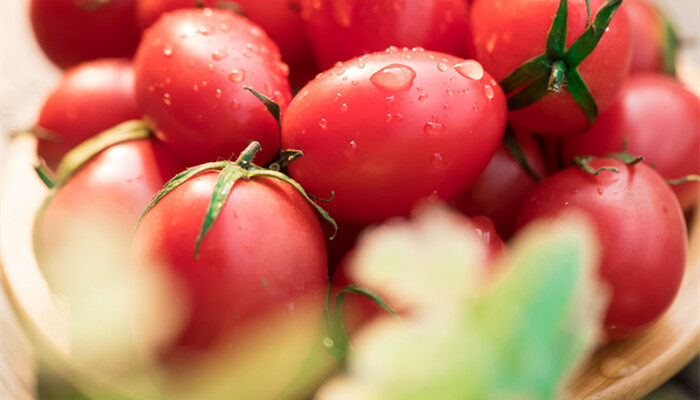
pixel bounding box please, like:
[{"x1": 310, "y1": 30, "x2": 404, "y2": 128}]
[
  {"x1": 624, "y1": 0, "x2": 675, "y2": 75},
  {"x1": 30, "y1": 0, "x2": 140, "y2": 69},
  {"x1": 561, "y1": 74, "x2": 700, "y2": 211},
  {"x1": 282, "y1": 48, "x2": 507, "y2": 224},
  {"x1": 454, "y1": 131, "x2": 546, "y2": 238},
  {"x1": 331, "y1": 213, "x2": 505, "y2": 336},
  {"x1": 516, "y1": 158, "x2": 687, "y2": 341},
  {"x1": 130, "y1": 170, "x2": 327, "y2": 365},
  {"x1": 470, "y1": 0, "x2": 631, "y2": 134},
  {"x1": 136, "y1": 0, "x2": 317, "y2": 87},
  {"x1": 301, "y1": 0, "x2": 474, "y2": 70},
  {"x1": 35, "y1": 59, "x2": 141, "y2": 170},
  {"x1": 134, "y1": 8, "x2": 292, "y2": 165},
  {"x1": 35, "y1": 138, "x2": 184, "y2": 297}
]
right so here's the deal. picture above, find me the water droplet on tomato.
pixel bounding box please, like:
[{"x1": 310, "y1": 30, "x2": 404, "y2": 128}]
[
  {"x1": 446, "y1": 88, "x2": 454, "y2": 97},
  {"x1": 418, "y1": 93, "x2": 429, "y2": 103},
  {"x1": 207, "y1": 63, "x2": 214, "y2": 71},
  {"x1": 370, "y1": 64, "x2": 416, "y2": 92},
  {"x1": 483, "y1": 85, "x2": 495, "y2": 100},
  {"x1": 229, "y1": 69, "x2": 245, "y2": 82},
  {"x1": 215, "y1": 89, "x2": 223, "y2": 99},
  {"x1": 424, "y1": 121, "x2": 445, "y2": 136},
  {"x1": 431, "y1": 153, "x2": 447, "y2": 169},
  {"x1": 443, "y1": 103, "x2": 452, "y2": 111},
  {"x1": 437, "y1": 62, "x2": 449, "y2": 72},
  {"x1": 340, "y1": 103, "x2": 348, "y2": 112},
  {"x1": 231, "y1": 99, "x2": 240, "y2": 110},
  {"x1": 345, "y1": 140, "x2": 358, "y2": 158},
  {"x1": 455, "y1": 60, "x2": 484, "y2": 80},
  {"x1": 163, "y1": 45, "x2": 173, "y2": 56},
  {"x1": 319, "y1": 118, "x2": 328, "y2": 129},
  {"x1": 212, "y1": 50, "x2": 228, "y2": 60},
  {"x1": 163, "y1": 93, "x2": 172, "y2": 106},
  {"x1": 202, "y1": 8, "x2": 213, "y2": 17}
]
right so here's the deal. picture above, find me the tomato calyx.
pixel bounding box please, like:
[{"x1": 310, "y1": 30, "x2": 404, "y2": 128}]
[
  {"x1": 138, "y1": 141, "x2": 338, "y2": 258},
  {"x1": 503, "y1": 126, "x2": 543, "y2": 182},
  {"x1": 574, "y1": 150, "x2": 644, "y2": 176},
  {"x1": 667, "y1": 175, "x2": 700, "y2": 186},
  {"x1": 500, "y1": 0, "x2": 624, "y2": 125},
  {"x1": 322, "y1": 284, "x2": 399, "y2": 366}
]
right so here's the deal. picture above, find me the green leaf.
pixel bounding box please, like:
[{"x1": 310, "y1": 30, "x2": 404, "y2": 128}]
[
  {"x1": 503, "y1": 127, "x2": 542, "y2": 182},
  {"x1": 565, "y1": 68, "x2": 598, "y2": 125},
  {"x1": 195, "y1": 163, "x2": 247, "y2": 257},
  {"x1": 564, "y1": 0, "x2": 624, "y2": 67},
  {"x1": 506, "y1": 74, "x2": 551, "y2": 110},
  {"x1": 55, "y1": 120, "x2": 151, "y2": 188},
  {"x1": 499, "y1": 55, "x2": 549, "y2": 94},
  {"x1": 546, "y1": 0, "x2": 569, "y2": 59},
  {"x1": 574, "y1": 155, "x2": 619, "y2": 175},
  {"x1": 246, "y1": 169, "x2": 338, "y2": 239},
  {"x1": 137, "y1": 161, "x2": 228, "y2": 229},
  {"x1": 660, "y1": 11, "x2": 679, "y2": 76},
  {"x1": 243, "y1": 86, "x2": 281, "y2": 132},
  {"x1": 606, "y1": 151, "x2": 644, "y2": 166}
]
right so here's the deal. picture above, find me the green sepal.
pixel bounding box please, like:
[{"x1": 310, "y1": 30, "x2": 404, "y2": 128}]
[
  {"x1": 268, "y1": 149, "x2": 304, "y2": 171},
  {"x1": 136, "y1": 161, "x2": 228, "y2": 228},
  {"x1": 660, "y1": 11, "x2": 679, "y2": 76},
  {"x1": 323, "y1": 284, "x2": 399, "y2": 366},
  {"x1": 503, "y1": 127, "x2": 542, "y2": 182},
  {"x1": 564, "y1": 0, "x2": 624, "y2": 68},
  {"x1": 605, "y1": 151, "x2": 643, "y2": 166},
  {"x1": 667, "y1": 174, "x2": 700, "y2": 186},
  {"x1": 243, "y1": 86, "x2": 281, "y2": 132},
  {"x1": 585, "y1": 0, "x2": 591, "y2": 26},
  {"x1": 54, "y1": 120, "x2": 151, "y2": 188},
  {"x1": 565, "y1": 68, "x2": 598, "y2": 124},
  {"x1": 309, "y1": 191, "x2": 335, "y2": 203},
  {"x1": 246, "y1": 169, "x2": 338, "y2": 239},
  {"x1": 195, "y1": 164, "x2": 247, "y2": 258},
  {"x1": 507, "y1": 74, "x2": 550, "y2": 110},
  {"x1": 499, "y1": 55, "x2": 549, "y2": 94},
  {"x1": 574, "y1": 156, "x2": 619, "y2": 175},
  {"x1": 546, "y1": 0, "x2": 568, "y2": 59},
  {"x1": 34, "y1": 163, "x2": 56, "y2": 189}
]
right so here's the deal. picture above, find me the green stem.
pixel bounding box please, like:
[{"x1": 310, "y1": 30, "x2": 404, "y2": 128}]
[
  {"x1": 548, "y1": 61, "x2": 567, "y2": 92},
  {"x1": 34, "y1": 164, "x2": 56, "y2": 189},
  {"x1": 235, "y1": 141, "x2": 262, "y2": 167}
]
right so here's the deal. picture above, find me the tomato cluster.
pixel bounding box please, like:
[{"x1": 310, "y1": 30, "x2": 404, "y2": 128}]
[{"x1": 26, "y1": 0, "x2": 697, "y2": 390}]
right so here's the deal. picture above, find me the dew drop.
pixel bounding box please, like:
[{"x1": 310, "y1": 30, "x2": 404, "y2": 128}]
[
  {"x1": 437, "y1": 62, "x2": 449, "y2": 72},
  {"x1": 446, "y1": 88, "x2": 454, "y2": 97},
  {"x1": 207, "y1": 63, "x2": 214, "y2": 71},
  {"x1": 443, "y1": 103, "x2": 452, "y2": 111},
  {"x1": 370, "y1": 64, "x2": 417, "y2": 92},
  {"x1": 319, "y1": 118, "x2": 328, "y2": 129},
  {"x1": 163, "y1": 93, "x2": 172, "y2": 106},
  {"x1": 212, "y1": 50, "x2": 228, "y2": 60},
  {"x1": 431, "y1": 153, "x2": 447, "y2": 169},
  {"x1": 202, "y1": 7, "x2": 213, "y2": 16},
  {"x1": 345, "y1": 140, "x2": 358, "y2": 158},
  {"x1": 229, "y1": 69, "x2": 245, "y2": 82},
  {"x1": 215, "y1": 89, "x2": 223, "y2": 99},
  {"x1": 483, "y1": 85, "x2": 495, "y2": 100},
  {"x1": 455, "y1": 60, "x2": 484, "y2": 80},
  {"x1": 340, "y1": 103, "x2": 348, "y2": 112},
  {"x1": 163, "y1": 45, "x2": 173, "y2": 56},
  {"x1": 230, "y1": 99, "x2": 240, "y2": 110},
  {"x1": 418, "y1": 93, "x2": 429, "y2": 103},
  {"x1": 385, "y1": 95, "x2": 395, "y2": 104},
  {"x1": 424, "y1": 121, "x2": 445, "y2": 136}
]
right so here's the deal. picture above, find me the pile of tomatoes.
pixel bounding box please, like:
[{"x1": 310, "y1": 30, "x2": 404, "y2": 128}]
[{"x1": 27, "y1": 0, "x2": 698, "y2": 383}]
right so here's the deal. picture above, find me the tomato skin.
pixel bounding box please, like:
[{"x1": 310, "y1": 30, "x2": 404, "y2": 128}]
[
  {"x1": 301, "y1": 0, "x2": 474, "y2": 70},
  {"x1": 35, "y1": 59, "x2": 141, "y2": 170},
  {"x1": 562, "y1": 74, "x2": 700, "y2": 211},
  {"x1": 282, "y1": 48, "x2": 507, "y2": 224},
  {"x1": 131, "y1": 171, "x2": 327, "y2": 363},
  {"x1": 136, "y1": 0, "x2": 317, "y2": 87},
  {"x1": 134, "y1": 8, "x2": 291, "y2": 165},
  {"x1": 516, "y1": 159, "x2": 687, "y2": 341},
  {"x1": 331, "y1": 213, "x2": 505, "y2": 336},
  {"x1": 30, "y1": 0, "x2": 140, "y2": 69},
  {"x1": 454, "y1": 132, "x2": 546, "y2": 238},
  {"x1": 470, "y1": 0, "x2": 631, "y2": 134},
  {"x1": 624, "y1": 0, "x2": 667, "y2": 74},
  {"x1": 35, "y1": 139, "x2": 184, "y2": 296}
]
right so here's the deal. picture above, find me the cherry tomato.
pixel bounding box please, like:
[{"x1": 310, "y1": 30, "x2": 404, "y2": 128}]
[
  {"x1": 136, "y1": 0, "x2": 317, "y2": 87},
  {"x1": 130, "y1": 170, "x2": 327, "y2": 365},
  {"x1": 30, "y1": 0, "x2": 140, "y2": 69},
  {"x1": 301, "y1": 0, "x2": 474, "y2": 70},
  {"x1": 35, "y1": 59, "x2": 141, "y2": 169},
  {"x1": 516, "y1": 158, "x2": 687, "y2": 341},
  {"x1": 331, "y1": 213, "x2": 505, "y2": 336},
  {"x1": 470, "y1": 0, "x2": 631, "y2": 134},
  {"x1": 282, "y1": 48, "x2": 507, "y2": 224},
  {"x1": 624, "y1": 0, "x2": 675, "y2": 75},
  {"x1": 134, "y1": 8, "x2": 292, "y2": 165},
  {"x1": 454, "y1": 131, "x2": 546, "y2": 238},
  {"x1": 562, "y1": 74, "x2": 700, "y2": 211},
  {"x1": 35, "y1": 138, "x2": 184, "y2": 297}
]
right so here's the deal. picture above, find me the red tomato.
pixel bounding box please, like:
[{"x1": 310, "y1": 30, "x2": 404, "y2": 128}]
[
  {"x1": 134, "y1": 8, "x2": 291, "y2": 165},
  {"x1": 35, "y1": 59, "x2": 141, "y2": 169},
  {"x1": 624, "y1": 0, "x2": 673, "y2": 74},
  {"x1": 331, "y1": 213, "x2": 505, "y2": 336},
  {"x1": 130, "y1": 171, "x2": 327, "y2": 364},
  {"x1": 136, "y1": 0, "x2": 317, "y2": 87},
  {"x1": 30, "y1": 0, "x2": 140, "y2": 69},
  {"x1": 301, "y1": 0, "x2": 474, "y2": 70},
  {"x1": 562, "y1": 74, "x2": 700, "y2": 211},
  {"x1": 35, "y1": 138, "x2": 184, "y2": 296},
  {"x1": 454, "y1": 131, "x2": 546, "y2": 238},
  {"x1": 516, "y1": 158, "x2": 687, "y2": 341},
  {"x1": 282, "y1": 48, "x2": 507, "y2": 224},
  {"x1": 470, "y1": 0, "x2": 631, "y2": 134}
]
